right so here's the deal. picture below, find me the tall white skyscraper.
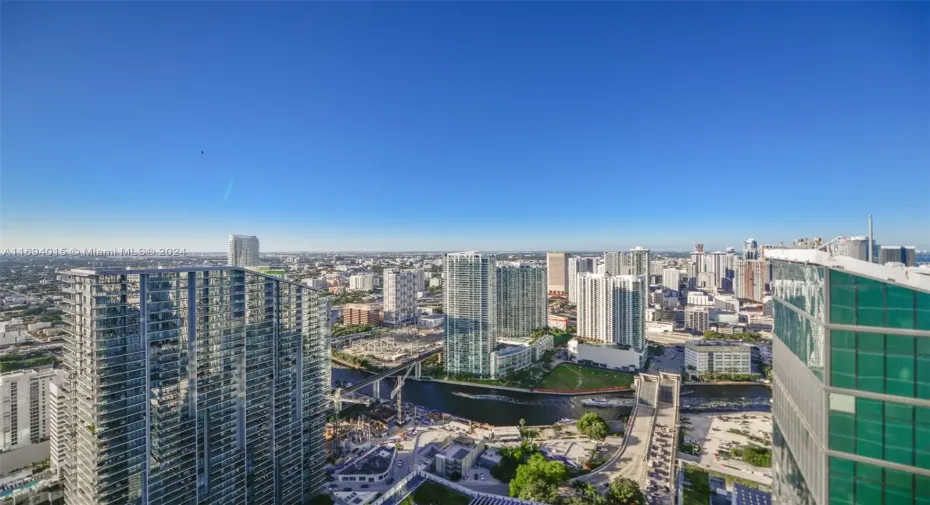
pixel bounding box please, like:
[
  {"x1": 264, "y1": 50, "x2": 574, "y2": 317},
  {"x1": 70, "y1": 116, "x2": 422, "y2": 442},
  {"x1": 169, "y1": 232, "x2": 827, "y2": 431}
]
[
  {"x1": 496, "y1": 263, "x2": 547, "y2": 337},
  {"x1": 568, "y1": 256, "x2": 597, "y2": 303},
  {"x1": 383, "y1": 269, "x2": 418, "y2": 326},
  {"x1": 575, "y1": 273, "x2": 646, "y2": 352},
  {"x1": 348, "y1": 273, "x2": 376, "y2": 291},
  {"x1": 662, "y1": 268, "x2": 682, "y2": 291},
  {"x1": 603, "y1": 252, "x2": 630, "y2": 276},
  {"x1": 444, "y1": 252, "x2": 497, "y2": 377},
  {"x1": 630, "y1": 247, "x2": 650, "y2": 279},
  {"x1": 228, "y1": 234, "x2": 260, "y2": 267},
  {"x1": 705, "y1": 251, "x2": 728, "y2": 291}
]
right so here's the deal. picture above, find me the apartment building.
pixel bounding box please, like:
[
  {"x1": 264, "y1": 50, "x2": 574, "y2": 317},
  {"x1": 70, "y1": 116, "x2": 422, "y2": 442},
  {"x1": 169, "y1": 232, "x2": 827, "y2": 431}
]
[
  {"x1": 684, "y1": 342, "x2": 752, "y2": 374},
  {"x1": 383, "y1": 269, "x2": 419, "y2": 326}
]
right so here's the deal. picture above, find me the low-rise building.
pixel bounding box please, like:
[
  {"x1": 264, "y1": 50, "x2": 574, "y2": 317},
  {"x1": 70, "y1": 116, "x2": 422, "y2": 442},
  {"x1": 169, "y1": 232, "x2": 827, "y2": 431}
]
[
  {"x1": 435, "y1": 436, "x2": 486, "y2": 479},
  {"x1": 547, "y1": 314, "x2": 569, "y2": 330},
  {"x1": 418, "y1": 313, "x2": 445, "y2": 328},
  {"x1": 684, "y1": 341, "x2": 752, "y2": 374},
  {"x1": 566, "y1": 339, "x2": 643, "y2": 371},
  {"x1": 714, "y1": 295, "x2": 740, "y2": 313},
  {"x1": 489, "y1": 334, "x2": 554, "y2": 378},
  {"x1": 348, "y1": 274, "x2": 376, "y2": 291},
  {"x1": 684, "y1": 307, "x2": 709, "y2": 333},
  {"x1": 334, "y1": 446, "x2": 397, "y2": 483},
  {"x1": 686, "y1": 291, "x2": 714, "y2": 306},
  {"x1": 344, "y1": 303, "x2": 381, "y2": 325},
  {"x1": 645, "y1": 321, "x2": 674, "y2": 333}
]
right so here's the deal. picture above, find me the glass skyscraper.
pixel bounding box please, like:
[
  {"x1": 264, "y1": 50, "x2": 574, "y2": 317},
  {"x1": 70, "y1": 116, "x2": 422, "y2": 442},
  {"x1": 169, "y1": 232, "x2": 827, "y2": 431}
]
[
  {"x1": 768, "y1": 248, "x2": 930, "y2": 505},
  {"x1": 58, "y1": 267, "x2": 331, "y2": 505},
  {"x1": 495, "y1": 263, "x2": 547, "y2": 338},
  {"x1": 444, "y1": 252, "x2": 497, "y2": 377}
]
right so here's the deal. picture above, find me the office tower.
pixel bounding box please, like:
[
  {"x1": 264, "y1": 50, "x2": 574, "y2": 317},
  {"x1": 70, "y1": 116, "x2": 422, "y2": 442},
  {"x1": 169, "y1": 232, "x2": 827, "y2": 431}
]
[
  {"x1": 705, "y1": 251, "x2": 728, "y2": 291},
  {"x1": 630, "y1": 247, "x2": 650, "y2": 279},
  {"x1": 496, "y1": 263, "x2": 547, "y2": 338},
  {"x1": 744, "y1": 238, "x2": 760, "y2": 260},
  {"x1": 687, "y1": 261, "x2": 700, "y2": 289},
  {"x1": 879, "y1": 245, "x2": 918, "y2": 267},
  {"x1": 734, "y1": 259, "x2": 767, "y2": 302},
  {"x1": 662, "y1": 268, "x2": 682, "y2": 291},
  {"x1": 568, "y1": 256, "x2": 596, "y2": 303},
  {"x1": 830, "y1": 236, "x2": 871, "y2": 262},
  {"x1": 383, "y1": 269, "x2": 418, "y2": 326},
  {"x1": 59, "y1": 267, "x2": 331, "y2": 505},
  {"x1": 444, "y1": 252, "x2": 497, "y2": 377},
  {"x1": 768, "y1": 248, "x2": 930, "y2": 505},
  {"x1": 348, "y1": 273, "x2": 375, "y2": 291},
  {"x1": 343, "y1": 303, "x2": 381, "y2": 325},
  {"x1": 0, "y1": 367, "x2": 57, "y2": 452},
  {"x1": 546, "y1": 252, "x2": 569, "y2": 294},
  {"x1": 603, "y1": 252, "x2": 630, "y2": 276},
  {"x1": 575, "y1": 273, "x2": 646, "y2": 351},
  {"x1": 227, "y1": 234, "x2": 260, "y2": 267}
]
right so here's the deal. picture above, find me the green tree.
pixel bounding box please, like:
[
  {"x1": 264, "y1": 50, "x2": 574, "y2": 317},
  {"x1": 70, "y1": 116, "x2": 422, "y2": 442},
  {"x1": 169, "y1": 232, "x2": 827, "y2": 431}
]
[
  {"x1": 306, "y1": 494, "x2": 335, "y2": 505},
  {"x1": 605, "y1": 477, "x2": 645, "y2": 505},
  {"x1": 449, "y1": 471, "x2": 462, "y2": 482},
  {"x1": 508, "y1": 454, "x2": 567, "y2": 503},
  {"x1": 576, "y1": 412, "x2": 609, "y2": 441}
]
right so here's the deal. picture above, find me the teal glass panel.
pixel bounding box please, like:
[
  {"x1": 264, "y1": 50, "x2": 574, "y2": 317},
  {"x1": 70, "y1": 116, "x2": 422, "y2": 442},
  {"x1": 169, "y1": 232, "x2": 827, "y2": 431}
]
[
  {"x1": 884, "y1": 406, "x2": 914, "y2": 465},
  {"x1": 830, "y1": 269, "x2": 858, "y2": 325},
  {"x1": 856, "y1": 277, "x2": 886, "y2": 327},
  {"x1": 886, "y1": 285, "x2": 916, "y2": 329},
  {"x1": 886, "y1": 354, "x2": 916, "y2": 397},
  {"x1": 917, "y1": 475, "x2": 930, "y2": 505},
  {"x1": 856, "y1": 348, "x2": 885, "y2": 393},
  {"x1": 856, "y1": 415, "x2": 883, "y2": 459},
  {"x1": 831, "y1": 347, "x2": 857, "y2": 389},
  {"x1": 830, "y1": 411, "x2": 857, "y2": 453},
  {"x1": 918, "y1": 406, "x2": 930, "y2": 470},
  {"x1": 917, "y1": 292, "x2": 930, "y2": 331},
  {"x1": 833, "y1": 330, "x2": 856, "y2": 348},
  {"x1": 829, "y1": 457, "x2": 855, "y2": 505},
  {"x1": 918, "y1": 351, "x2": 930, "y2": 400},
  {"x1": 854, "y1": 461, "x2": 883, "y2": 505},
  {"x1": 887, "y1": 334, "x2": 915, "y2": 354},
  {"x1": 884, "y1": 468, "x2": 913, "y2": 505}
]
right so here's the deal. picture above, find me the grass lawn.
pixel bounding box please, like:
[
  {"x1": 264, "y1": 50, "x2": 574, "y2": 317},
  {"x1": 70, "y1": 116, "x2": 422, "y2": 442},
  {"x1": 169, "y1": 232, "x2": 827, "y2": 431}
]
[
  {"x1": 681, "y1": 464, "x2": 711, "y2": 505},
  {"x1": 401, "y1": 481, "x2": 472, "y2": 505},
  {"x1": 536, "y1": 363, "x2": 634, "y2": 390}
]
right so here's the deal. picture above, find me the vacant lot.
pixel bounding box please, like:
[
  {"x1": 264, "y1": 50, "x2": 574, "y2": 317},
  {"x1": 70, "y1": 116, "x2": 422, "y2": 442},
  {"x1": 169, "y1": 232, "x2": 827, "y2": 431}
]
[{"x1": 536, "y1": 363, "x2": 634, "y2": 390}]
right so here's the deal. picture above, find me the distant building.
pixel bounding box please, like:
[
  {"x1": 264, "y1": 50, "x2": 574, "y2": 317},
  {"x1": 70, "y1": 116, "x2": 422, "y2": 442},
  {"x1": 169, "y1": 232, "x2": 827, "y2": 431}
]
[
  {"x1": 496, "y1": 263, "x2": 547, "y2": 338},
  {"x1": 744, "y1": 238, "x2": 760, "y2": 260},
  {"x1": 603, "y1": 252, "x2": 630, "y2": 276},
  {"x1": 445, "y1": 252, "x2": 497, "y2": 377},
  {"x1": 684, "y1": 306, "x2": 710, "y2": 333},
  {"x1": 687, "y1": 291, "x2": 714, "y2": 306},
  {"x1": 714, "y1": 295, "x2": 740, "y2": 313},
  {"x1": 348, "y1": 273, "x2": 376, "y2": 291},
  {"x1": 383, "y1": 269, "x2": 418, "y2": 326},
  {"x1": 567, "y1": 256, "x2": 596, "y2": 303},
  {"x1": 435, "y1": 436, "x2": 487, "y2": 479},
  {"x1": 567, "y1": 339, "x2": 643, "y2": 370},
  {"x1": 344, "y1": 303, "x2": 381, "y2": 325},
  {"x1": 630, "y1": 247, "x2": 650, "y2": 279},
  {"x1": 734, "y1": 259, "x2": 767, "y2": 302},
  {"x1": 492, "y1": 334, "x2": 554, "y2": 378},
  {"x1": 830, "y1": 236, "x2": 870, "y2": 262},
  {"x1": 546, "y1": 252, "x2": 569, "y2": 294},
  {"x1": 662, "y1": 268, "x2": 682, "y2": 291},
  {"x1": 334, "y1": 446, "x2": 396, "y2": 484},
  {"x1": 227, "y1": 233, "x2": 260, "y2": 267},
  {"x1": 1, "y1": 367, "x2": 58, "y2": 452},
  {"x1": 878, "y1": 245, "x2": 918, "y2": 267},
  {"x1": 684, "y1": 342, "x2": 753, "y2": 375},
  {"x1": 547, "y1": 314, "x2": 569, "y2": 330},
  {"x1": 418, "y1": 313, "x2": 445, "y2": 328},
  {"x1": 575, "y1": 273, "x2": 646, "y2": 352}
]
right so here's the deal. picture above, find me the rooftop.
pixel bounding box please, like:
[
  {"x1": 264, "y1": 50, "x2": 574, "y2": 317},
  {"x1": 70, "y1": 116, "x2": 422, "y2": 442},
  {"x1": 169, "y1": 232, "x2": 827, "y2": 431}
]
[
  {"x1": 337, "y1": 446, "x2": 395, "y2": 476},
  {"x1": 764, "y1": 248, "x2": 930, "y2": 293},
  {"x1": 685, "y1": 341, "x2": 752, "y2": 353},
  {"x1": 732, "y1": 483, "x2": 772, "y2": 505}
]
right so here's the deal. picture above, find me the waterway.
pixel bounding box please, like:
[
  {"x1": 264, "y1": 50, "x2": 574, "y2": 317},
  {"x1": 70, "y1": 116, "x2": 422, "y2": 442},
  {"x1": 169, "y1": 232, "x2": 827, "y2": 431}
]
[{"x1": 332, "y1": 367, "x2": 771, "y2": 426}]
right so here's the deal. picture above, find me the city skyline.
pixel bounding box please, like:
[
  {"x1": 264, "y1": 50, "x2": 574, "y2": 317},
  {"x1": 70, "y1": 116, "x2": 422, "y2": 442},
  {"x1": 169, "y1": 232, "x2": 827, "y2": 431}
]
[{"x1": 3, "y1": 2, "x2": 928, "y2": 251}]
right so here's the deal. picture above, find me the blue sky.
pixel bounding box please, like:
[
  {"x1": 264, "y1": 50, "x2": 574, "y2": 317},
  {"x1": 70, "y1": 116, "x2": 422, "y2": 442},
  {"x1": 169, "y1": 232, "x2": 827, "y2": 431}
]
[{"x1": 2, "y1": 2, "x2": 928, "y2": 251}]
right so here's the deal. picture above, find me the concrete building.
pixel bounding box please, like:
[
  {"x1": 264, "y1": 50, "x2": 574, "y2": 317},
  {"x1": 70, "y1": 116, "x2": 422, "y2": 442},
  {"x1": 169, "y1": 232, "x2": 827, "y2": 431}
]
[
  {"x1": 766, "y1": 248, "x2": 930, "y2": 505},
  {"x1": 334, "y1": 446, "x2": 396, "y2": 484},
  {"x1": 348, "y1": 273, "x2": 376, "y2": 291},
  {"x1": 687, "y1": 291, "x2": 714, "y2": 306},
  {"x1": 58, "y1": 266, "x2": 332, "y2": 505},
  {"x1": 662, "y1": 268, "x2": 682, "y2": 291},
  {"x1": 705, "y1": 251, "x2": 729, "y2": 291},
  {"x1": 567, "y1": 256, "x2": 597, "y2": 303},
  {"x1": 496, "y1": 263, "x2": 547, "y2": 338},
  {"x1": 566, "y1": 339, "x2": 643, "y2": 371},
  {"x1": 418, "y1": 313, "x2": 445, "y2": 328},
  {"x1": 734, "y1": 259, "x2": 767, "y2": 302},
  {"x1": 715, "y1": 295, "x2": 740, "y2": 313},
  {"x1": 547, "y1": 314, "x2": 569, "y2": 330},
  {"x1": 685, "y1": 306, "x2": 710, "y2": 333},
  {"x1": 603, "y1": 252, "x2": 630, "y2": 276},
  {"x1": 383, "y1": 269, "x2": 419, "y2": 326},
  {"x1": 546, "y1": 252, "x2": 569, "y2": 294},
  {"x1": 490, "y1": 345, "x2": 533, "y2": 378},
  {"x1": 435, "y1": 436, "x2": 487, "y2": 479},
  {"x1": 829, "y1": 236, "x2": 870, "y2": 262},
  {"x1": 444, "y1": 252, "x2": 497, "y2": 377},
  {"x1": 1, "y1": 367, "x2": 57, "y2": 451},
  {"x1": 744, "y1": 238, "x2": 760, "y2": 260},
  {"x1": 48, "y1": 375, "x2": 64, "y2": 476},
  {"x1": 344, "y1": 303, "x2": 381, "y2": 325},
  {"x1": 630, "y1": 247, "x2": 651, "y2": 279},
  {"x1": 227, "y1": 234, "x2": 260, "y2": 267},
  {"x1": 575, "y1": 273, "x2": 646, "y2": 352},
  {"x1": 878, "y1": 245, "x2": 918, "y2": 267},
  {"x1": 684, "y1": 342, "x2": 753, "y2": 374}
]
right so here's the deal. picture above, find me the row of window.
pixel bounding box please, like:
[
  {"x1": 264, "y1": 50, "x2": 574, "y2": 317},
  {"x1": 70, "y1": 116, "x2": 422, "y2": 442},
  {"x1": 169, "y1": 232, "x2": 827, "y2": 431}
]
[
  {"x1": 829, "y1": 393, "x2": 930, "y2": 470},
  {"x1": 830, "y1": 270, "x2": 930, "y2": 331},
  {"x1": 830, "y1": 456, "x2": 930, "y2": 505},
  {"x1": 831, "y1": 330, "x2": 930, "y2": 400}
]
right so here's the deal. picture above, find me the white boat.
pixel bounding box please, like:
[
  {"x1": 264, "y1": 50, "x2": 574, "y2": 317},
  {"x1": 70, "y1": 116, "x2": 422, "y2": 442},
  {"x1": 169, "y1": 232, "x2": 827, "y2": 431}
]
[{"x1": 581, "y1": 397, "x2": 628, "y2": 408}]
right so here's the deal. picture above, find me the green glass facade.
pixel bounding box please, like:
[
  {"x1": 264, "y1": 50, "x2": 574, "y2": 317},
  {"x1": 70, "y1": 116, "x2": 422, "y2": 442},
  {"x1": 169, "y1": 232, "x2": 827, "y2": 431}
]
[{"x1": 771, "y1": 252, "x2": 930, "y2": 505}]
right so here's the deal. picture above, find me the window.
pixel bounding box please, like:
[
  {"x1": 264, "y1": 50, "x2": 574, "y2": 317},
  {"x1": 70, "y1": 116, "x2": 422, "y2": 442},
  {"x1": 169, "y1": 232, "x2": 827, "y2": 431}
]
[
  {"x1": 830, "y1": 270, "x2": 922, "y2": 330},
  {"x1": 829, "y1": 393, "x2": 930, "y2": 470}
]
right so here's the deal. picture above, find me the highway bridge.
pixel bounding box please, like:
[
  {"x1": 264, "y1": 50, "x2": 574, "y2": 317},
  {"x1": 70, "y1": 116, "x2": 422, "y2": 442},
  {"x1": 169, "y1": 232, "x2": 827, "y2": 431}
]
[{"x1": 331, "y1": 347, "x2": 442, "y2": 412}]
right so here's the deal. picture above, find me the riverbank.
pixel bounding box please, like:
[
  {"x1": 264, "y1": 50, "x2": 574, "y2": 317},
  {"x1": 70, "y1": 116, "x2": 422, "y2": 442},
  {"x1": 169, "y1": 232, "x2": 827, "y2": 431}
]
[
  {"x1": 684, "y1": 381, "x2": 772, "y2": 387},
  {"x1": 412, "y1": 377, "x2": 634, "y2": 396}
]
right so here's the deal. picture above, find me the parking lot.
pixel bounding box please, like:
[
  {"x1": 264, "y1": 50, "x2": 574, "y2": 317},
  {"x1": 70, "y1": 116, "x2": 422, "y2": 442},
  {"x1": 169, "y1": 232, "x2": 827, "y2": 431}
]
[
  {"x1": 645, "y1": 343, "x2": 684, "y2": 375},
  {"x1": 680, "y1": 411, "x2": 773, "y2": 487}
]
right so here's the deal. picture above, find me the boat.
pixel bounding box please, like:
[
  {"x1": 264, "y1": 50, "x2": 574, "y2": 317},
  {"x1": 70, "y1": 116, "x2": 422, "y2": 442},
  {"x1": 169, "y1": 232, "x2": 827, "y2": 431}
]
[
  {"x1": 680, "y1": 389, "x2": 694, "y2": 396},
  {"x1": 581, "y1": 397, "x2": 629, "y2": 408},
  {"x1": 556, "y1": 418, "x2": 577, "y2": 425}
]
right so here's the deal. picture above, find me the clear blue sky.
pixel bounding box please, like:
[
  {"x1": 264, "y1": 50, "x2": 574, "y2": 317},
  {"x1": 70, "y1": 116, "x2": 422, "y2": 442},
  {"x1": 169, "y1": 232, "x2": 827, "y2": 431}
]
[{"x1": 2, "y1": 2, "x2": 928, "y2": 251}]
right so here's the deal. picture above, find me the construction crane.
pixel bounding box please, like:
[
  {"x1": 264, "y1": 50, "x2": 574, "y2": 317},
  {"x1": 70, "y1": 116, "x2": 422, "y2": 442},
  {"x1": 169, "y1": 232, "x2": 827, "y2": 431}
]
[
  {"x1": 329, "y1": 389, "x2": 374, "y2": 449},
  {"x1": 390, "y1": 365, "x2": 415, "y2": 425}
]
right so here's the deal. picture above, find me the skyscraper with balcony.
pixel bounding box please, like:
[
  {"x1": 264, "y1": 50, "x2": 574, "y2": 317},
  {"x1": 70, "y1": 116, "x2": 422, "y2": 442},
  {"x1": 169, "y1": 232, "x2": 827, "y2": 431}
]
[
  {"x1": 383, "y1": 269, "x2": 418, "y2": 326},
  {"x1": 768, "y1": 248, "x2": 930, "y2": 505},
  {"x1": 227, "y1": 234, "x2": 260, "y2": 267},
  {"x1": 575, "y1": 273, "x2": 646, "y2": 351},
  {"x1": 496, "y1": 263, "x2": 547, "y2": 338},
  {"x1": 568, "y1": 256, "x2": 596, "y2": 303},
  {"x1": 58, "y1": 267, "x2": 331, "y2": 505},
  {"x1": 603, "y1": 252, "x2": 630, "y2": 276},
  {"x1": 444, "y1": 252, "x2": 497, "y2": 377},
  {"x1": 630, "y1": 247, "x2": 650, "y2": 280}
]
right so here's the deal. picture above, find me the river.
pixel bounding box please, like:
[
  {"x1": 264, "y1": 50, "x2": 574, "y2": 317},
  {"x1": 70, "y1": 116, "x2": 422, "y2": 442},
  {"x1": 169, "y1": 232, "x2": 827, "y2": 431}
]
[{"x1": 332, "y1": 367, "x2": 771, "y2": 426}]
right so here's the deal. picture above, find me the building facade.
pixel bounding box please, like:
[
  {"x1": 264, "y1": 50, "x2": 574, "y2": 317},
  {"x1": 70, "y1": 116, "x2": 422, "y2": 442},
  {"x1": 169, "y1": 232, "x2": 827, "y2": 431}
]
[
  {"x1": 348, "y1": 274, "x2": 376, "y2": 291},
  {"x1": 879, "y1": 245, "x2": 918, "y2": 267},
  {"x1": 685, "y1": 306, "x2": 710, "y2": 333},
  {"x1": 444, "y1": 253, "x2": 497, "y2": 377},
  {"x1": 684, "y1": 342, "x2": 752, "y2": 374},
  {"x1": 546, "y1": 252, "x2": 569, "y2": 294},
  {"x1": 383, "y1": 269, "x2": 418, "y2": 326},
  {"x1": 58, "y1": 267, "x2": 331, "y2": 505},
  {"x1": 496, "y1": 263, "x2": 547, "y2": 338},
  {"x1": 662, "y1": 268, "x2": 682, "y2": 291},
  {"x1": 0, "y1": 367, "x2": 58, "y2": 451},
  {"x1": 734, "y1": 259, "x2": 767, "y2": 302},
  {"x1": 603, "y1": 252, "x2": 630, "y2": 276},
  {"x1": 344, "y1": 303, "x2": 381, "y2": 326},
  {"x1": 567, "y1": 256, "x2": 597, "y2": 303},
  {"x1": 630, "y1": 247, "x2": 651, "y2": 280},
  {"x1": 227, "y1": 234, "x2": 260, "y2": 267},
  {"x1": 575, "y1": 273, "x2": 646, "y2": 352},
  {"x1": 767, "y1": 248, "x2": 930, "y2": 505}
]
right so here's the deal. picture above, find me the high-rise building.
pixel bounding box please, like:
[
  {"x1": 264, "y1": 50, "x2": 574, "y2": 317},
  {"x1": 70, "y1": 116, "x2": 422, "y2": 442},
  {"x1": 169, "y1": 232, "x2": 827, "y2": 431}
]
[
  {"x1": 767, "y1": 248, "x2": 930, "y2": 505},
  {"x1": 734, "y1": 259, "x2": 767, "y2": 302},
  {"x1": 383, "y1": 269, "x2": 418, "y2": 326},
  {"x1": 546, "y1": 252, "x2": 569, "y2": 294},
  {"x1": 227, "y1": 234, "x2": 260, "y2": 267},
  {"x1": 879, "y1": 245, "x2": 918, "y2": 267},
  {"x1": 630, "y1": 247, "x2": 651, "y2": 279},
  {"x1": 568, "y1": 256, "x2": 597, "y2": 303},
  {"x1": 744, "y1": 238, "x2": 760, "y2": 260},
  {"x1": 58, "y1": 267, "x2": 331, "y2": 505},
  {"x1": 830, "y1": 236, "x2": 870, "y2": 262},
  {"x1": 575, "y1": 273, "x2": 646, "y2": 351},
  {"x1": 662, "y1": 268, "x2": 682, "y2": 291},
  {"x1": 704, "y1": 251, "x2": 728, "y2": 291},
  {"x1": 348, "y1": 273, "x2": 375, "y2": 291},
  {"x1": 444, "y1": 253, "x2": 497, "y2": 377},
  {"x1": 0, "y1": 367, "x2": 58, "y2": 452},
  {"x1": 603, "y1": 252, "x2": 630, "y2": 276},
  {"x1": 496, "y1": 263, "x2": 547, "y2": 338},
  {"x1": 694, "y1": 243, "x2": 705, "y2": 253}
]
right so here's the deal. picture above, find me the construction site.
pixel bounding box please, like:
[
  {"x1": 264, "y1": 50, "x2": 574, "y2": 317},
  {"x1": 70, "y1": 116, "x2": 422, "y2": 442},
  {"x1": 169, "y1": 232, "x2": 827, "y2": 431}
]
[{"x1": 338, "y1": 329, "x2": 443, "y2": 367}]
